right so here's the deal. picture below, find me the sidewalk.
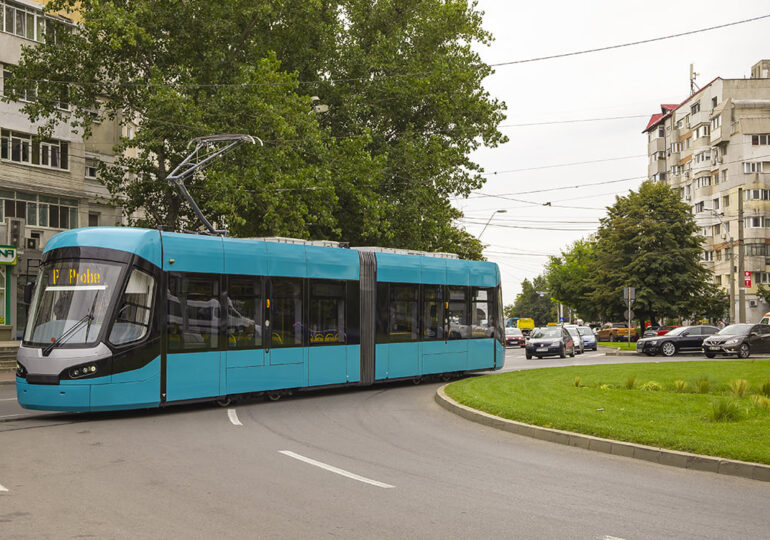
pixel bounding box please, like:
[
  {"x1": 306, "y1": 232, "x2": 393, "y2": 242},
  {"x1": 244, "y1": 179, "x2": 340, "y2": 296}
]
[{"x1": 0, "y1": 372, "x2": 15, "y2": 385}]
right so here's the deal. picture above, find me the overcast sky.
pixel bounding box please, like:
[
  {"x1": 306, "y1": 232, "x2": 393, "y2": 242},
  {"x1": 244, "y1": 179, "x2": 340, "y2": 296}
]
[{"x1": 460, "y1": 0, "x2": 770, "y2": 306}]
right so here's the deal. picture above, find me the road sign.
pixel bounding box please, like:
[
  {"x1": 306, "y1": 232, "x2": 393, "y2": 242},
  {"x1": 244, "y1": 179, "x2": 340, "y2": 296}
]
[
  {"x1": 744, "y1": 271, "x2": 751, "y2": 287},
  {"x1": 623, "y1": 287, "x2": 635, "y2": 301},
  {"x1": 625, "y1": 309, "x2": 634, "y2": 320},
  {"x1": 558, "y1": 317, "x2": 564, "y2": 322}
]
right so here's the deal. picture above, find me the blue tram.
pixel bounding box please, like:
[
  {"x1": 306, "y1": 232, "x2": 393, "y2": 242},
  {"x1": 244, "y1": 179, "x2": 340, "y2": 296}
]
[{"x1": 16, "y1": 228, "x2": 504, "y2": 412}]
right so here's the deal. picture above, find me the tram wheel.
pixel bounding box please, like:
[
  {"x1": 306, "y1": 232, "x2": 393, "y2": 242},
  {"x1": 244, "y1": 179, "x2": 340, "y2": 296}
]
[
  {"x1": 216, "y1": 398, "x2": 232, "y2": 407},
  {"x1": 412, "y1": 376, "x2": 423, "y2": 385},
  {"x1": 440, "y1": 373, "x2": 453, "y2": 382},
  {"x1": 267, "y1": 391, "x2": 282, "y2": 401}
]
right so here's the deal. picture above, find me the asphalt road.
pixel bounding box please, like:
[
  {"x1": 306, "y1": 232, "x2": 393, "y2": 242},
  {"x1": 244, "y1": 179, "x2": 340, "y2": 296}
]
[{"x1": 1, "y1": 348, "x2": 769, "y2": 539}]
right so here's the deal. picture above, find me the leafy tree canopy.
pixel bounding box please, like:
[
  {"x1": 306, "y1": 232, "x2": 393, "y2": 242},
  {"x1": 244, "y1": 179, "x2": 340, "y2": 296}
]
[
  {"x1": 509, "y1": 275, "x2": 555, "y2": 327},
  {"x1": 8, "y1": 0, "x2": 506, "y2": 259},
  {"x1": 589, "y1": 180, "x2": 714, "y2": 323},
  {"x1": 545, "y1": 238, "x2": 599, "y2": 321}
]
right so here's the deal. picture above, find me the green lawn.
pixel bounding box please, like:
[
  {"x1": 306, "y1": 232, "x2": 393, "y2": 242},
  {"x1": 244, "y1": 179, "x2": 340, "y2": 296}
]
[
  {"x1": 445, "y1": 361, "x2": 770, "y2": 464},
  {"x1": 597, "y1": 341, "x2": 636, "y2": 350}
]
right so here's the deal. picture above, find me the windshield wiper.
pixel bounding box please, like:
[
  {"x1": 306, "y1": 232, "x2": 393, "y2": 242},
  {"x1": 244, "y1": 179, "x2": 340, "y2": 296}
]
[{"x1": 43, "y1": 295, "x2": 100, "y2": 357}]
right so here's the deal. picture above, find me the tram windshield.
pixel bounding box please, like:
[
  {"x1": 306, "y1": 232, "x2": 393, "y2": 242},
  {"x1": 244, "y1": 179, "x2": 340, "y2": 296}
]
[{"x1": 24, "y1": 260, "x2": 124, "y2": 346}]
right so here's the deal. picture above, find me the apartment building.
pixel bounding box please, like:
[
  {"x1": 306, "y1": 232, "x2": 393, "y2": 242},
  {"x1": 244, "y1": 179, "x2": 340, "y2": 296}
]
[
  {"x1": 0, "y1": 0, "x2": 123, "y2": 339},
  {"x1": 643, "y1": 59, "x2": 770, "y2": 323}
]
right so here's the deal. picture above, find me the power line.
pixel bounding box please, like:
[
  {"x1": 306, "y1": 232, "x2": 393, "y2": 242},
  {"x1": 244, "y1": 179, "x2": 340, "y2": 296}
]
[
  {"x1": 488, "y1": 14, "x2": 770, "y2": 68},
  {"x1": 481, "y1": 154, "x2": 646, "y2": 176},
  {"x1": 499, "y1": 115, "x2": 649, "y2": 128},
  {"x1": 6, "y1": 14, "x2": 768, "y2": 90}
]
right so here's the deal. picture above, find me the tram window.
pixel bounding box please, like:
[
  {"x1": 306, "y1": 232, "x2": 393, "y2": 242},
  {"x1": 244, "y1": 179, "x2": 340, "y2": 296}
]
[
  {"x1": 346, "y1": 281, "x2": 360, "y2": 345},
  {"x1": 309, "y1": 280, "x2": 345, "y2": 345},
  {"x1": 422, "y1": 285, "x2": 443, "y2": 340},
  {"x1": 375, "y1": 282, "x2": 389, "y2": 343},
  {"x1": 447, "y1": 287, "x2": 470, "y2": 339},
  {"x1": 109, "y1": 268, "x2": 155, "y2": 345},
  {"x1": 167, "y1": 274, "x2": 220, "y2": 351},
  {"x1": 227, "y1": 276, "x2": 262, "y2": 349},
  {"x1": 471, "y1": 288, "x2": 494, "y2": 338},
  {"x1": 390, "y1": 284, "x2": 418, "y2": 342},
  {"x1": 271, "y1": 278, "x2": 303, "y2": 347}
]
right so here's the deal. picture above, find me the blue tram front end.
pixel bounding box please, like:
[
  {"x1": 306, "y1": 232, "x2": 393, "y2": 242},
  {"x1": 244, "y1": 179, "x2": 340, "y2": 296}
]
[
  {"x1": 17, "y1": 227, "x2": 504, "y2": 412},
  {"x1": 16, "y1": 228, "x2": 164, "y2": 411}
]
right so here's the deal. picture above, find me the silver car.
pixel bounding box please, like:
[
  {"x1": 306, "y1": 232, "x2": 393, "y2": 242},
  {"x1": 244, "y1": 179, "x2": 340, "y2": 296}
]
[{"x1": 564, "y1": 325, "x2": 585, "y2": 354}]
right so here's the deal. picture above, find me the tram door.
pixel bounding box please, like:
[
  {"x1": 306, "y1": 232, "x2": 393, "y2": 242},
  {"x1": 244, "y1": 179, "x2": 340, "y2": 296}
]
[{"x1": 224, "y1": 275, "x2": 265, "y2": 395}]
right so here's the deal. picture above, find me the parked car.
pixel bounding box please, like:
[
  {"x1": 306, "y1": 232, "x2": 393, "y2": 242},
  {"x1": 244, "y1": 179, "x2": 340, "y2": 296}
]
[
  {"x1": 642, "y1": 326, "x2": 660, "y2": 338},
  {"x1": 635, "y1": 325, "x2": 719, "y2": 357},
  {"x1": 505, "y1": 327, "x2": 526, "y2": 347},
  {"x1": 702, "y1": 323, "x2": 770, "y2": 358},
  {"x1": 655, "y1": 325, "x2": 679, "y2": 336},
  {"x1": 596, "y1": 322, "x2": 638, "y2": 342},
  {"x1": 525, "y1": 326, "x2": 575, "y2": 359},
  {"x1": 577, "y1": 325, "x2": 598, "y2": 350},
  {"x1": 564, "y1": 325, "x2": 585, "y2": 354}
]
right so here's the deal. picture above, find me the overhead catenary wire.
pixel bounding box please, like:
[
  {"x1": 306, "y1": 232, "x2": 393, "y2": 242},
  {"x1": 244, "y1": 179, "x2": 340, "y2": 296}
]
[{"x1": 8, "y1": 13, "x2": 770, "y2": 89}]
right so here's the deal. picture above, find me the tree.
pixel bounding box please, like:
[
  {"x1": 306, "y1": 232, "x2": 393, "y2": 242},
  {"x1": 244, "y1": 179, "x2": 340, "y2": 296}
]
[
  {"x1": 8, "y1": 0, "x2": 506, "y2": 259},
  {"x1": 510, "y1": 276, "x2": 556, "y2": 327},
  {"x1": 589, "y1": 180, "x2": 714, "y2": 325},
  {"x1": 545, "y1": 239, "x2": 600, "y2": 321}
]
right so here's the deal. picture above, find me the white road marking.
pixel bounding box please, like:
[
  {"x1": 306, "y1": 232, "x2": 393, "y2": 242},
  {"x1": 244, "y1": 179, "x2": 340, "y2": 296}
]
[
  {"x1": 0, "y1": 414, "x2": 25, "y2": 419},
  {"x1": 279, "y1": 450, "x2": 395, "y2": 489},
  {"x1": 0, "y1": 398, "x2": 18, "y2": 401},
  {"x1": 0, "y1": 483, "x2": 8, "y2": 492},
  {"x1": 601, "y1": 536, "x2": 626, "y2": 540},
  {"x1": 227, "y1": 409, "x2": 242, "y2": 426}
]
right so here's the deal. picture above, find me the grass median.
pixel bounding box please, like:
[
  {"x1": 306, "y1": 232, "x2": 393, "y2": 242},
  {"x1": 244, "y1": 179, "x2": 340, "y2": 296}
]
[
  {"x1": 597, "y1": 341, "x2": 636, "y2": 350},
  {"x1": 445, "y1": 360, "x2": 770, "y2": 464}
]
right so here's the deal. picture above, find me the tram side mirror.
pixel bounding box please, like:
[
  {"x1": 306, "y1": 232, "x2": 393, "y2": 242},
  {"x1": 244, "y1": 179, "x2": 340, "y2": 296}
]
[{"x1": 24, "y1": 282, "x2": 34, "y2": 304}]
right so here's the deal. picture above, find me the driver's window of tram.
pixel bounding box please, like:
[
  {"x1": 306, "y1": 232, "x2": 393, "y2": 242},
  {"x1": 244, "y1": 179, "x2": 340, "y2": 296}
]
[{"x1": 109, "y1": 269, "x2": 155, "y2": 345}]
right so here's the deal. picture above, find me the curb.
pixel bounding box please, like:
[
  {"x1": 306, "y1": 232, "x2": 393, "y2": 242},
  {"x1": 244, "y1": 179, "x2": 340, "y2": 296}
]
[{"x1": 435, "y1": 385, "x2": 770, "y2": 483}]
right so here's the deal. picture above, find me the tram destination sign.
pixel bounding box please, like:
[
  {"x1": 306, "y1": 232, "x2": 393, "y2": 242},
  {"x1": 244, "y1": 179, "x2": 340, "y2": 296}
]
[{"x1": 0, "y1": 245, "x2": 17, "y2": 265}]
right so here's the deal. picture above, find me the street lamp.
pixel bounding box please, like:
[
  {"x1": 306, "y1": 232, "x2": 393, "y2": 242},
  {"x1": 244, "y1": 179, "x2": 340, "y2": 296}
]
[{"x1": 478, "y1": 209, "x2": 507, "y2": 239}]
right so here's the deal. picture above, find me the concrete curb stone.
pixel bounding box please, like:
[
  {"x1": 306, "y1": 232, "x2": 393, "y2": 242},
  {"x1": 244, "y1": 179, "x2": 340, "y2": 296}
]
[{"x1": 435, "y1": 384, "x2": 770, "y2": 483}]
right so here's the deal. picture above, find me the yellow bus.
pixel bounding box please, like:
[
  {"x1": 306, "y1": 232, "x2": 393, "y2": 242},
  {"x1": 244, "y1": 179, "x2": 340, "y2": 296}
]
[{"x1": 517, "y1": 317, "x2": 535, "y2": 334}]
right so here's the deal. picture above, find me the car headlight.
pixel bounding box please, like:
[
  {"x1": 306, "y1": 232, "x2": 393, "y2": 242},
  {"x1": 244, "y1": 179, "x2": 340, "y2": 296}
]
[{"x1": 724, "y1": 338, "x2": 739, "y2": 345}]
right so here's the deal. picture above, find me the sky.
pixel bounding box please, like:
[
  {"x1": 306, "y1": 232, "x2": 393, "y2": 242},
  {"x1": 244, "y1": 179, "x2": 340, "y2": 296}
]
[{"x1": 459, "y1": 0, "x2": 770, "y2": 306}]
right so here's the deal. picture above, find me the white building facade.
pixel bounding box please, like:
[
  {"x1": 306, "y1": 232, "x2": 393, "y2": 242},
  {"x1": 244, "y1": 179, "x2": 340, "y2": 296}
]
[{"x1": 643, "y1": 60, "x2": 770, "y2": 323}]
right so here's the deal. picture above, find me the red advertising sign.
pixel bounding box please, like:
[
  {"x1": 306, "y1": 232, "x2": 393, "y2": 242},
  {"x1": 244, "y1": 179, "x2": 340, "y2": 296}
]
[{"x1": 744, "y1": 271, "x2": 752, "y2": 287}]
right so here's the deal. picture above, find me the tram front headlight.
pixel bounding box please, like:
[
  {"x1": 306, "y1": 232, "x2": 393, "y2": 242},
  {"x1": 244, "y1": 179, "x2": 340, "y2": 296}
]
[{"x1": 68, "y1": 363, "x2": 99, "y2": 379}]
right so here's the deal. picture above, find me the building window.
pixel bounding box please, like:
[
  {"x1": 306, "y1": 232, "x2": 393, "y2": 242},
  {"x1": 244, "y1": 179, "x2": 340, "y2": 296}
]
[
  {"x1": 0, "y1": 191, "x2": 77, "y2": 229},
  {"x1": 88, "y1": 212, "x2": 99, "y2": 227},
  {"x1": 745, "y1": 244, "x2": 769, "y2": 257},
  {"x1": 694, "y1": 201, "x2": 705, "y2": 213},
  {"x1": 743, "y1": 217, "x2": 770, "y2": 229},
  {"x1": 745, "y1": 189, "x2": 770, "y2": 201},
  {"x1": 1, "y1": 129, "x2": 68, "y2": 170},
  {"x1": 713, "y1": 198, "x2": 720, "y2": 210},
  {"x1": 696, "y1": 175, "x2": 712, "y2": 188},
  {"x1": 85, "y1": 158, "x2": 98, "y2": 179},
  {"x1": 752, "y1": 134, "x2": 770, "y2": 145},
  {"x1": 744, "y1": 162, "x2": 763, "y2": 173},
  {"x1": 693, "y1": 125, "x2": 710, "y2": 139},
  {"x1": 657, "y1": 126, "x2": 665, "y2": 138},
  {"x1": 691, "y1": 102, "x2": 701, "y2": 114},
  {"x1": 711, "y1": 115, "x2": 721, "y2": 131}
]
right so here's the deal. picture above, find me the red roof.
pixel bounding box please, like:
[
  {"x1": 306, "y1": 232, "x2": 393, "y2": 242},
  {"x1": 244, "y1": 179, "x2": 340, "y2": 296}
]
[
  {"x1": 644, "y1": 113, "x2": 664, "y2": 132},
  {"x1": 642, "y1": 77, "x2": 722, "y2": 133}
]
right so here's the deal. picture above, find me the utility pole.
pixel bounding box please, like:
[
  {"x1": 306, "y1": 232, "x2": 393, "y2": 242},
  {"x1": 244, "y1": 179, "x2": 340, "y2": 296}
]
[{"x1": 738, "y1": 188, "x2": 746, "y2": 323}]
